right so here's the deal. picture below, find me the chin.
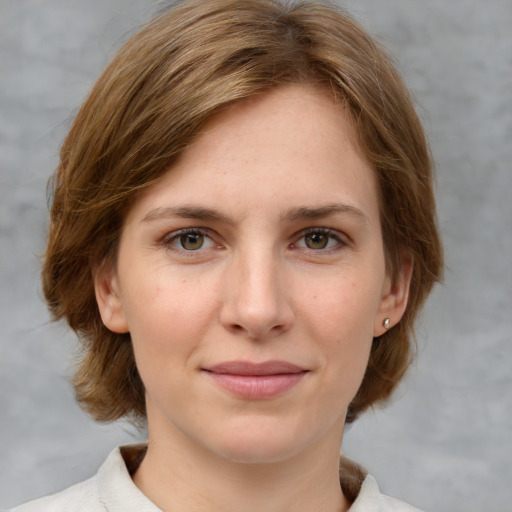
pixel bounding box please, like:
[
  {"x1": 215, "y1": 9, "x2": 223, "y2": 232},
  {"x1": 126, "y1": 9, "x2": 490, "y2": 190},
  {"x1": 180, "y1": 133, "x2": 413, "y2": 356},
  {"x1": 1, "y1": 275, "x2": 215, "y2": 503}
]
[
  {"x1": 208, "y1": 421, "x2": 310, "y2": 465},
  {"x1": 216, "y1": 442, "x2": 301, "y2": 465}
]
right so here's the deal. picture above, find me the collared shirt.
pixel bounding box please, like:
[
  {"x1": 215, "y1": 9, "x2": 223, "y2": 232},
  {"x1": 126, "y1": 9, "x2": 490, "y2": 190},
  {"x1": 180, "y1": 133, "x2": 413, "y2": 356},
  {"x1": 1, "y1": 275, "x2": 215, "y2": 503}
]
[{"x1": 8, "y1": 445, "x2": 423, "y2": 511}]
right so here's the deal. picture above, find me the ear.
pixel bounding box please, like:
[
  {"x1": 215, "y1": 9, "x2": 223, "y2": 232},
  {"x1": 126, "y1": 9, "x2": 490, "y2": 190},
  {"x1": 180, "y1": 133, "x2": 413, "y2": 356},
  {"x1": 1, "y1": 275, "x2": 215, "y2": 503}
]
[
  {"x1": 93, "y1": 264, "x2": 129, "y2": 334},
  {"x1": 373, "y1": 253, "x2": 413, "y2": 337}
]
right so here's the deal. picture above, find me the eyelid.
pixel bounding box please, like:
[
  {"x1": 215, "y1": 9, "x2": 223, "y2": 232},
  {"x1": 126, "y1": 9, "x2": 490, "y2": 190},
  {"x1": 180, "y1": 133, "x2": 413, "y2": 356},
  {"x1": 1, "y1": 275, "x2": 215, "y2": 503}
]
[
  {"x1": 161, "y1": 227, "x2": 210, "y2": 243},
  {"x1": 160, "y1": 227, "x2": 220, "y2": 254},
  {"x1": 292, "y1": 227, "x2": 349, "y2": 251}
]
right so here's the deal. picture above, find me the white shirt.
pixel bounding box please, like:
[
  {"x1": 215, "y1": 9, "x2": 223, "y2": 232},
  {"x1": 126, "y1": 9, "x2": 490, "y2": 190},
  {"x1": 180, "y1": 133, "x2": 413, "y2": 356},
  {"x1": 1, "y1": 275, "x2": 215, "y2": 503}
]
[{"x1": 8, "y1": 446, "x2": 424, "y2": 511}]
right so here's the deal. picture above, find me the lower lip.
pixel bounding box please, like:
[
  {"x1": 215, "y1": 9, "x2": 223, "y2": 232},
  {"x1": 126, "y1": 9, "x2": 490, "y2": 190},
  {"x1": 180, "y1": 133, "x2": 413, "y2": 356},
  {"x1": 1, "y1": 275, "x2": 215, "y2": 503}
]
[{"x1": 205, "y1": 372, "x2": 307, "y2": 399}]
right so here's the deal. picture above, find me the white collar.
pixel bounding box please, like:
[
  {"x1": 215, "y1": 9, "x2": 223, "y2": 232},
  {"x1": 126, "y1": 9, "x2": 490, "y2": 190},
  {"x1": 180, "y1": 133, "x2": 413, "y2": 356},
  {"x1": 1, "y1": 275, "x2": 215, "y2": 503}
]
[{"x1": 96, "y1": 445, "x2": 417, "y2": 511}]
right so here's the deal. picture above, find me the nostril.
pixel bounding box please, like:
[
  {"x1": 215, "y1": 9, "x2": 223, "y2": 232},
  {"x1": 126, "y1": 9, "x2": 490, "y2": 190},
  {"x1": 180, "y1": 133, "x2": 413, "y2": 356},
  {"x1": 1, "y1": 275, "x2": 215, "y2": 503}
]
[{"x1": 228, "y1": 323, "x2": 246, "y2": 334}]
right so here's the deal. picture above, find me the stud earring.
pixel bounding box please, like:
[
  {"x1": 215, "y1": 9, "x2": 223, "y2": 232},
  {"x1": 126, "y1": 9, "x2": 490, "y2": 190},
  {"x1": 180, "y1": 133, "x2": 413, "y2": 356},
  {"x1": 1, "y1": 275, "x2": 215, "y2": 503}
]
[{"x1": 383, "y1": 318, "x2": 391, "y2": 329}]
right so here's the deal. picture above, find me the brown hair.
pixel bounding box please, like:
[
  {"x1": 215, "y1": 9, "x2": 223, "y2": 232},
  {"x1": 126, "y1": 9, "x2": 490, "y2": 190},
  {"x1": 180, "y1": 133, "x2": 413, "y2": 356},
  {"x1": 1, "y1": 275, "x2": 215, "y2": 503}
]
[{"x1": 42, "y1": 0, "x2": 443, "y2": 424}]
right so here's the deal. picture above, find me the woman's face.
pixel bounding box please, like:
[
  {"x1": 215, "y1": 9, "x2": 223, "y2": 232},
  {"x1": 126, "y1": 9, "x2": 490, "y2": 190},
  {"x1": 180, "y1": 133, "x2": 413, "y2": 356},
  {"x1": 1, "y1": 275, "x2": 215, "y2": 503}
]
[{"x1": 96, "y1": 85, "x2": 409, "y2": 464}]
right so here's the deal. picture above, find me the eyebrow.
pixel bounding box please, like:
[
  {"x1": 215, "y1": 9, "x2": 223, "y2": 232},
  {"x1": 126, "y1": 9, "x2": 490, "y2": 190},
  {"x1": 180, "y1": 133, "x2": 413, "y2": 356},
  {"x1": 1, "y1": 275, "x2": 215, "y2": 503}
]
[
  {"x1": 142, "y1": 206, "x2": 234, "y2": 225},
  {"x1": 141, "y1": 203, "x2": 368, "y2": 225},
  {"x1": 284, "y1": 204, "x2": 369, "y2": 224}
]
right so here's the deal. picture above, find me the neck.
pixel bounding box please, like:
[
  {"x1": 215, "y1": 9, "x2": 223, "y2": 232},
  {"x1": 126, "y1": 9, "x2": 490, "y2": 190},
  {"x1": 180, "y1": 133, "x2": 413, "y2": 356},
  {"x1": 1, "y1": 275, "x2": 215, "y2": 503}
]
[{"x1": 133, "y1": 420, "x2": 350, "y2": 512}]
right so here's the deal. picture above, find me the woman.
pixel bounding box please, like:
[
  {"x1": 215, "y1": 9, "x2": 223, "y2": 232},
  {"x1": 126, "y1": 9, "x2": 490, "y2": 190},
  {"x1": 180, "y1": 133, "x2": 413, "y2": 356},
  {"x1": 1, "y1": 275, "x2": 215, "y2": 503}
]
[{"x1": 9, "y1": 0, "x2": 442, "y2": 510}]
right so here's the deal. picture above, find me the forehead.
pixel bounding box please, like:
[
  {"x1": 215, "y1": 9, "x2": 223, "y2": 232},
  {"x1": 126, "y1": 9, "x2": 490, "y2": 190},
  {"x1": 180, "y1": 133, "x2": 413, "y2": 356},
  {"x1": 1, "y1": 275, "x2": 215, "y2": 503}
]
[
  {"x1": 196, "y1": 85, "x2": 360, "y2": 167},
  {"x1": 125, "y1": 84, "x2": 379, "y2": 226}
]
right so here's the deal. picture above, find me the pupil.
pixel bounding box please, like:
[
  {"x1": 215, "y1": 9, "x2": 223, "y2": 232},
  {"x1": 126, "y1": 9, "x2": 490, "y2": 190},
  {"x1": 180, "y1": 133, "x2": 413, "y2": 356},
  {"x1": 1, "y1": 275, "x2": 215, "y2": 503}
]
[
  {"x1": 306, "y1": 233, "x2": 328, "y2": 249},
  {"x1": 181, "y1": 233, "x2": 204, "y2": 250}
]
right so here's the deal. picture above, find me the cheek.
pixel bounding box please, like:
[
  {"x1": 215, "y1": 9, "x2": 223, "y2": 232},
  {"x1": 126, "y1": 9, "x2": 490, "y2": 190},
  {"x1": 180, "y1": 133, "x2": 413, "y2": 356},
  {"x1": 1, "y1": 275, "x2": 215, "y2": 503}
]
[
  {"x1": 298, "y1": 274, "x2": 380, "y2": 343},
  {"x1": 295, "y1": 272, "x2": 381, "y2": 385},
  {"x1": 120, "y1": 269, "x2": 219, "y2": 371}
]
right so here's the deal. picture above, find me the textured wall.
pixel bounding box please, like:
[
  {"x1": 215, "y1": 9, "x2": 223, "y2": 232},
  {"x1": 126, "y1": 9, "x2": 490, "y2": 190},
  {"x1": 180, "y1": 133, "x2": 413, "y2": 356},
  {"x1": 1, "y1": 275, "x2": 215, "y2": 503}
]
[{"x1": 1, "y1": 1, "x2": 511, "y2": 510}]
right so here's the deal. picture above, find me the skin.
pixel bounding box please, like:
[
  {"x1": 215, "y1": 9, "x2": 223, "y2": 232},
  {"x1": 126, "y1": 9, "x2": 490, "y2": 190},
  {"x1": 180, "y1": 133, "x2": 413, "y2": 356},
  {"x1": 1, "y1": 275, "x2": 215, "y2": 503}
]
[{"x1": 95, "y1": 84, "x2": 411, "y2": 512}]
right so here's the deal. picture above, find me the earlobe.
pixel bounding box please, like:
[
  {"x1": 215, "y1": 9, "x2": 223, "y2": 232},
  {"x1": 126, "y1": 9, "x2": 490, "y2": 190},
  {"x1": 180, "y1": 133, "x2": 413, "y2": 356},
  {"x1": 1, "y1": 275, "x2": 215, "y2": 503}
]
[
  {"x1": 373, "y1": 255, "x2": 413, "y2": 337},
  {"x1": 93, "y1": 265, "x2": 129, "y2": 334}
]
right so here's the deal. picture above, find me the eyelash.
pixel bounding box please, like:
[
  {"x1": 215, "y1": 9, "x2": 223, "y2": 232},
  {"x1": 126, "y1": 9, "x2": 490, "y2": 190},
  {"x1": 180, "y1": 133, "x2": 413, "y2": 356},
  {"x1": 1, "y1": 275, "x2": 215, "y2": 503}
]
[
  {"x1": 160, "y1": 227, "x2": 347, "y2": 255},
  {"x1": 293, "y1": 228, "x2": 347, "y2": 252},
  {"x1": 161, "y1": 228, "x2": 218, "y2": 254}
]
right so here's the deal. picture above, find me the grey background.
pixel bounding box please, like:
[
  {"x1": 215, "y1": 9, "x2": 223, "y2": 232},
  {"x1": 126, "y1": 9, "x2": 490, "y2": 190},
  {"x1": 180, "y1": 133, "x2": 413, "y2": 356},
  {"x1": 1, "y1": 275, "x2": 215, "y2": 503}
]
[{"x1": 1, "y1": 0, "x2": 511, "y2": 510}]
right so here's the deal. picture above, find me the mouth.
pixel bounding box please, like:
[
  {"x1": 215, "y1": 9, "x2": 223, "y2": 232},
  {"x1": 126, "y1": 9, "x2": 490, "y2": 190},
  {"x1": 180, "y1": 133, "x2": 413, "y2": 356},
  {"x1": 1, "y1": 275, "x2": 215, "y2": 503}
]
[{"x1": 202, "y1": 360, "x2": 309, "y2": 399}]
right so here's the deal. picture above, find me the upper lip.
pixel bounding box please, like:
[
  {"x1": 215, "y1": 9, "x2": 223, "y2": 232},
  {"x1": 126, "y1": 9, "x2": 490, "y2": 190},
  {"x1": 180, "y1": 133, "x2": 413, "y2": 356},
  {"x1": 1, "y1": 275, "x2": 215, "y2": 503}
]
[{"x1": 204, "y1": 360, "x2": 307, "y2": 376}]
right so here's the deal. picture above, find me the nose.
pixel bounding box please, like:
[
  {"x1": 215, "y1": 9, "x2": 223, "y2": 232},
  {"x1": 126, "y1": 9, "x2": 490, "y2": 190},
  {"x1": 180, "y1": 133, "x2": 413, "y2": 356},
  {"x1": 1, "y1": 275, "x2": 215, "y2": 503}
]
[{"x1": 219, "y1": 248, "x2": 294, "y2": 340}]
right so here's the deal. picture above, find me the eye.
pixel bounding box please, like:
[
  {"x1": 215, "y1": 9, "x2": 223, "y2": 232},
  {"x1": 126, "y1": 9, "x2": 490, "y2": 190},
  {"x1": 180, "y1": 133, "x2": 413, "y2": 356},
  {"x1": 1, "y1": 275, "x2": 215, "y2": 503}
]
[
  {"x1": 163, "y1": 228, "x2": 216, "y2": 252},
  {"x1": 304, "y1": 232, "x2": 329, "y2": 250},
  {"x1": 179, "y1": 232, "x2": 206, "y2": 250},
  {"x1": 295, "y1": 228, "x2": 344, "y2": 251}
]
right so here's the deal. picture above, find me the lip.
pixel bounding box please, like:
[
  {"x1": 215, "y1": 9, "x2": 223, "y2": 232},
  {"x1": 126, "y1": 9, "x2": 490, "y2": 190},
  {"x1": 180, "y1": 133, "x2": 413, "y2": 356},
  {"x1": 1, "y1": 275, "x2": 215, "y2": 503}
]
[{"x1": 203, "y1": 360, "x2": 308, "y2": 399}]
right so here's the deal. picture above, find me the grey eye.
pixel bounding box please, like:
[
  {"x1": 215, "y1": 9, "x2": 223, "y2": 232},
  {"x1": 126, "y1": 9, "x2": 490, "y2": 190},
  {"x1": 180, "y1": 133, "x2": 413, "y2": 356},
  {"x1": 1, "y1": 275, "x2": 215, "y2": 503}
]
[
  {"x1": 304, "y1": 232, "x2": 329, "y2": 249},
  {"x1": 179, "y1": 233, "x2": 205, "y2": 250}
]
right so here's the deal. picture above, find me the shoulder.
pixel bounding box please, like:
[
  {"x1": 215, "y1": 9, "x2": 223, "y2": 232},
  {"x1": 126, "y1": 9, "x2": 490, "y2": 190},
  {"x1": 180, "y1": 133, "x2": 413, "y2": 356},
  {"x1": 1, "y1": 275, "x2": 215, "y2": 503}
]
[
  {"x1": 339, "y1": 456, "x2": 424, "y2": 511},
  {"x1": 6, "y1": 445, "x2": 156, "y2": 512},
  {"x1": 7, "y1": 476, "x2": 100, "y2": 512},
  {"x1": 351, "y1": 474, "x2": 425, "y2": 512}
]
